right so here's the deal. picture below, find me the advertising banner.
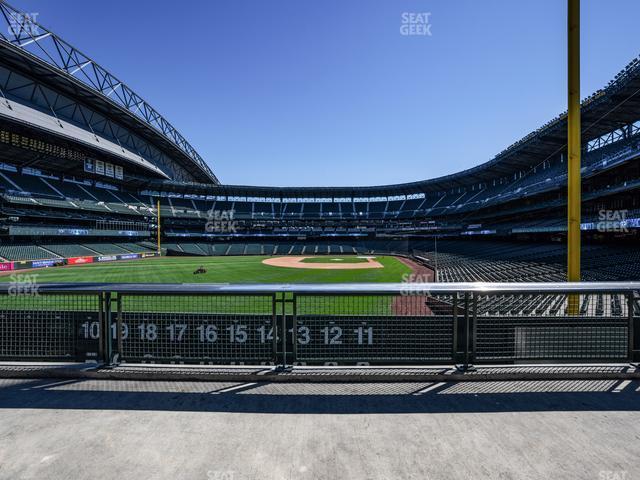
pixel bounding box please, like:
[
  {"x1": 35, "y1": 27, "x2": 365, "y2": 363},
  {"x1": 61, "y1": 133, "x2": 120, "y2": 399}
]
[
  {"x1": 68, "y1": 256, "x2": 94, "y2": 265},
  {"x1": 30, "y1": 259, "x2": 58, "y2": 268},
  {"x1": 118, "y1": 253, "x2": 140, "y2": 261},
  {"x1": 0, "y1": 262, "x2": 14, "y2": 271}
]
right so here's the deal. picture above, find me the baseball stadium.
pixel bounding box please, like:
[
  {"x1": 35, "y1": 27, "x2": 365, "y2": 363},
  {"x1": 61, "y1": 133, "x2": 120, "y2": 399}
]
[
  {"x1": 0, "y1": 0, "x2": 638, "y2": 368},
  {"x1": 1, "y1": 1, "x2": 640, "y2": 479}
]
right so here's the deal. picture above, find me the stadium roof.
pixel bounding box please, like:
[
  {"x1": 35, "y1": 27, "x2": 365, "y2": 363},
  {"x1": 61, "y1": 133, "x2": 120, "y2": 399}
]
[{"x1": 0, "y1": 1, "x2": 219, "y2": 184}]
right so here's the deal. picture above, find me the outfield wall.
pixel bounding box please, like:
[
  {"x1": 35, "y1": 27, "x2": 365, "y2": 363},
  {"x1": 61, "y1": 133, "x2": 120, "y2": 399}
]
[{"x1": 0, "y1": 252, "x2": 160, "y2": 273}]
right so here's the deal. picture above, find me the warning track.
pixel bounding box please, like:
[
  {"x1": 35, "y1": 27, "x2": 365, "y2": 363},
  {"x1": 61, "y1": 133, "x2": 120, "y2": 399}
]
[{"x1": 392, "y1": 257, "x2": 435, "y2": 315}]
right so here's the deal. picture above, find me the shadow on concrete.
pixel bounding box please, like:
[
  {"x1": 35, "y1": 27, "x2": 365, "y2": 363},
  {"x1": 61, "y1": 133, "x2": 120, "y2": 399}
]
[{"x1": 0, "y1": 378, "x2": 638, "y2": 414}]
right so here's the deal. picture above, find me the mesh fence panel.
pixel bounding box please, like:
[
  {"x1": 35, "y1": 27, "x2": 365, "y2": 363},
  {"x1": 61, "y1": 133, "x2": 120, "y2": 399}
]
[
  {"x1": 117, "y1": 294, "x2": 275, "y2": 362},
  {"x1": 474, "y1": 293, "x2": 629, "y2": 361},
  {"x1": 0, "y1": 287, "x2": 636, "y2": 365},
  {"x1": 0, "y1": 293, "x2": 99, "y2": 360},
  {"x1": 294, "y1": 294, "x2": 455, "y2": 362}
]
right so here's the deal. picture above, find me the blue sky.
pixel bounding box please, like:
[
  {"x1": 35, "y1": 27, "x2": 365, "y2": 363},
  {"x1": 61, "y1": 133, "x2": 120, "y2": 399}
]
[{"x1": 15, "y1": 0, "x2": 640, "y2": 187}]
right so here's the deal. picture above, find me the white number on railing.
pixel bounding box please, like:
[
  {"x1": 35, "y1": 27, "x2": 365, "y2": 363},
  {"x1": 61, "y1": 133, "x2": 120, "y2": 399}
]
[
  {"x1": 227, "y1": 324, "x2": 248, "y2": 343},
  {"x1": 110, "y1": 322, "x2": 129, "y2": 340},
  {"x1": 354, "y1": 326, "x2": 373, "y2": 345},
  {"x1": 196, "y1": 324, "x2": 218, "y2": 343},
  {"x1": 166, "y1": 323, "x2": 187, "y2": 342},
  {"x1": 257, "y1": 326, "x2": 274, "y2": 344},
  {"x1": 138, "y1": 323, "x2": 157, "y2": 341},
  {"x1": 81, "y1": 321, "x2": 100, "y2": 340},
  {"x1": 322, "y1": 326, "x2": 342, "y2": 345},
  {"x1": 297, "y1": 326, "x2": 311, "y2": 345}
]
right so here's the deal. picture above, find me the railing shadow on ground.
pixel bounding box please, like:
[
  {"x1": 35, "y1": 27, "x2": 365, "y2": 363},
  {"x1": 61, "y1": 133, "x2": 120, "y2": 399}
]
[{"x1": 0, "y1": 378, "x2": 638, "y2": 415}]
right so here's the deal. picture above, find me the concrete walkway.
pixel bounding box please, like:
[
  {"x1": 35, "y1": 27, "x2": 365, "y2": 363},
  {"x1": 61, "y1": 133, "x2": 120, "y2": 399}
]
[{"x1": 0, "y1": 378, "x2": 639, "y2": 479}]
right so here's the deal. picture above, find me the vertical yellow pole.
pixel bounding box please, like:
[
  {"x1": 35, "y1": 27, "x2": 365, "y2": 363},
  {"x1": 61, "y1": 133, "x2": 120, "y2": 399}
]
[
  {"x1": 567, "y1": 0, "x2": 581, "y2": 283},
  {"x1": 157, "y1": 199, "x2": 161, "y2": 255},
  {"x1": 567, "y1": 0, "x2": 581, "y2": 315}
]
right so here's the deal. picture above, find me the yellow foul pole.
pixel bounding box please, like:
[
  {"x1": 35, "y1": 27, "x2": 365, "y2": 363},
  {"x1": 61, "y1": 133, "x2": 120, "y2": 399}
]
[
  {"x1": 567, "y1": 0, "x2": 581, "y2": 283},
  {"x1": 157, "y1": 199, "x2": 161, "y2": 255}
]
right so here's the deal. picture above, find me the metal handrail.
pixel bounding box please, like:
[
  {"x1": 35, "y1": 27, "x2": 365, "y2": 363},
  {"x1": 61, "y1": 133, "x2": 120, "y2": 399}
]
[{"x1": 0, "y1": 281, "x2": 638, "y2": 295}]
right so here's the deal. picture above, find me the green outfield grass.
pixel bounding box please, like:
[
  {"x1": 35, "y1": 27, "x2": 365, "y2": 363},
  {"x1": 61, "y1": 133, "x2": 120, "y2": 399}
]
[
  {"x1": 299, "y1": 256, "x2": 370, "y2": 264},
  {"x1": 1, "y1": 255, "x2": 410, "y2": 284},
  {"x1": 1, "y1": 291, "x2": 396, "y2": 314},
  {"x1": 1, "y1": 256, "x2": 412, "y2": 314}
]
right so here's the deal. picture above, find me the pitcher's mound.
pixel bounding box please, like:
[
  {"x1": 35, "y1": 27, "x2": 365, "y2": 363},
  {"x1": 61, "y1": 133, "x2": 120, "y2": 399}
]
[{"x1": 262, "y1": 256, "x2": 384, "y2": 269}]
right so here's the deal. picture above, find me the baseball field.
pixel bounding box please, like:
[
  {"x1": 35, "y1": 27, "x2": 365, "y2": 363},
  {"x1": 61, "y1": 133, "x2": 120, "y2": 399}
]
[
  {"x1": 0, "y1": 255, "x2": 431, "y2": 314},
  {"x1": 0, "y1": 255, "x2": 415, "y2": 284}
]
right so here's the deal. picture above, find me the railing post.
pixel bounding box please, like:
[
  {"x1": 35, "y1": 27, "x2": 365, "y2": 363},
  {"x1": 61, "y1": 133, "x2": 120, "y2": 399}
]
[
  {"x1": 629, "y1": 292, "x2": 638, "y2": 363},
  {"x1": 116, "y1": 294, "x2": 123, "y2": 364},
  {"x1": 454, "y1": 291, "x2": 470, "y2": 371},
  {"x1": 281, "y1": 293, "x2": 287, "y2": 368},
  {"x1": 271, "y1": 293, "x2": 278, "y2": 364},
  {"x1": 274, "y1": 291, "x2": 291, "y2": 370},
  {"x1": 292, "y1": 293, "x2": 298, "y2": 364},
  {"x1": 463, "y1": 292, "x2": 470, "y2": 370},
  {"x1": 470, "y1": 293, "x2": 478, "y2": 367},
  {"x1": 275, "y1": 292, "x2": 296, "y2": 370},
  {"x1": 451, "y1": 291, "x2": 458, "y2": 363},
  {"x1": 97, "y1": 292, "x2": 104, "y2": 363},
  {"x1": 103, "y1": 292, "x2": 113, "y2": 365}
]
